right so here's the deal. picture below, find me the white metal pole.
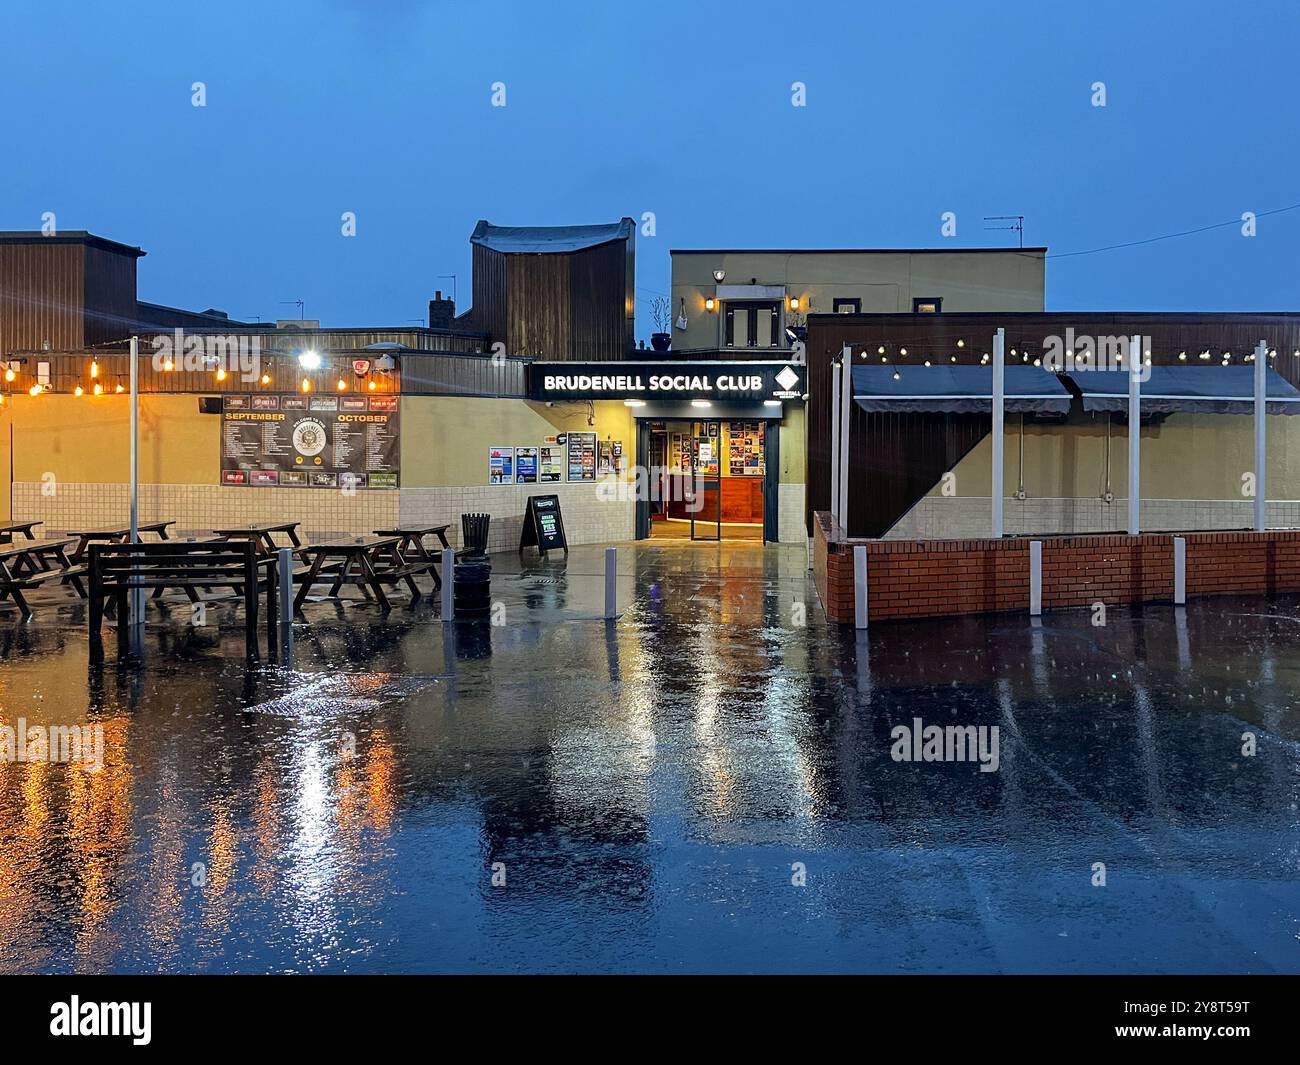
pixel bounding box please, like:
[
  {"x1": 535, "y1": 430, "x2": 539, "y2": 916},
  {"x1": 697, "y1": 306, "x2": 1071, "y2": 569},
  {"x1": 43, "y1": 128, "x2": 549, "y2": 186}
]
[
  {"x1": 1254, "y1": 339, "x2": 1267, "y2": 531},
  {"x1": 441, "y1": 547, "x2": 455, "y2": 620},
  {"x1": 604, "y1": 546, "x2": 617, "y2": 619},
  {"x1": 1029, "y1": 539, "x2": 1043, "y2": 615},
  {"x1": 1127, "y1": 334, "x2": 1141, "y2": 535},
  {"x1": 830, "y1": 348, "x2": 842, "y2": 527},
  {"x1": 839, "y1": 353, "x2": 851, "y2": 526},
  {"x1": 991, "y1": 328, "x2": 1005, "y2": 538},
  {"x1": 1173, "y1": 536, "x2": 1186, "y2": 605},
  {"x1": 853, "y1": 544, "x2": 868, "y2": 629},
  {"x1": 129, "y1": 335, "x2": 144, "y2": 627}
]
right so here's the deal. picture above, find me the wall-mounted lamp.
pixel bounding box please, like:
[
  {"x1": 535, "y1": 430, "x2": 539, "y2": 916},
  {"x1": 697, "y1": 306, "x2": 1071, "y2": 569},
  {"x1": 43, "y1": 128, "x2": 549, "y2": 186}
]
[
  {"x1": 788, "y1": 297, "x2": 800, "y2": 311},
  {"x1": 704, "y1": 298, "x2": 716, "y2": 312}
]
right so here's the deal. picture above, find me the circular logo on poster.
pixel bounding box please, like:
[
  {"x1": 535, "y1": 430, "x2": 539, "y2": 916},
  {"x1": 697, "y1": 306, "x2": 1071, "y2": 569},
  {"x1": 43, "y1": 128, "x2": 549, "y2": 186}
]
[{"x1": 293, "y1": 418, "x2": 328, "y2": 457}]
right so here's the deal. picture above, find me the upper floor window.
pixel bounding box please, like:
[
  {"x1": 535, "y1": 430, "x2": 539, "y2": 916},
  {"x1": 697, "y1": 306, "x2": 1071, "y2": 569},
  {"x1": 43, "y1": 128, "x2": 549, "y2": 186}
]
[
  {"x1": 912, "y1": 297, "x2": 942, "y2": 313},
  {"x1": 833, "y1": 298, "x2": 861, "y2": 314},
  {"x1": 724, "y1": 301, "x2": 780, "y2": 347}
]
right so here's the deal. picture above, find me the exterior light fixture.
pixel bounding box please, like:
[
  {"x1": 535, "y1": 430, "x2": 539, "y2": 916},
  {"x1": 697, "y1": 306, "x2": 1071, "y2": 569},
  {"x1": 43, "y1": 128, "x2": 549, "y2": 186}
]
[
  {"x1": 704, "y1": 298, "x2": 716, "y2": 312},
  {"x1": 788, "y1": 297, "x2": 800, "y2": 311},
  {"x1": 298, "y1": 350, "x2": 322, "y2": 370},
  {"x1": 950, "y1": 355, "x2": 957, "y2": 363},
  {"x1": 690, "y1": 399, "x2": 712, "y2": 408},
  {"x1": 93, "y1": 383, "x2": 102, "y2": 396},
  {"x1": 712, "y1": 269, "x2": 726, "y2": 283},
  {"x1": 1033, "y1": 358, "x2": 1041, "y2": 367},
  {"x1": 899, "y1": 347, "x2": 907, "y2": 356},
  {"x1": 3, "y1": 368, "x2": 13, "y2": 382},
  {"x1": 163, "y1": 357, "x2": 174, "y2": 371},
  {"x1": 74, "y1": 385, "x2": 83, "y2": 396},
  {"x1": 90, "y1": 361, "x2": 99, "y2": 378},
  {"x1": 115, "y1": 383, "x2": 124, "y2": 393},
  {"x1": 763, "y1": 399, "x2": 782, "y2": 407},
  {"x1": 367, "y1": 380, "x2": 377, "y2": 391},
  {"x1": 878, "y1": 346, "x2": 885, "y2": 354},
  {"x1": 336, "y1": 378, "x2": 347, "y2": 391},
  {"x1": 957, "y1": 339, "x2": 965, "y2": 348},
  {"x1": 1178, "y1": 351, "x2": 1187, "y2": 361},
  {"x1": 301, "y1": 378, "x2": 312, "y2": 393},
  {"x1": 28, "y1": 384, "x2": 43, "y2": 396},
  {"x1": 260, "y1": 372, "x2": 271, "y2": 385},
  {"x1": 215, "y1": 367, "x2": 227, "y2": 381},
  {"x1": 892, "y1": 370, "x2": 901, "y2": 381},
  {"x1": 924, "y1": 360, "x2": 931, "y2": 367},
  {"x1": 623, "y1": 399, "x2": 645, "y2": 407}
]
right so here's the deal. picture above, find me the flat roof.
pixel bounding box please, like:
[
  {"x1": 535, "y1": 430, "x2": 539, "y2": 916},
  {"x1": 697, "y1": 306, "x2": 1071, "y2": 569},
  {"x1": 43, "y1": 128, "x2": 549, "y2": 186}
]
[
  {"x1": 0, "y1": 230, "x2": 145, "y2": 257},
  {"x1": 471, "y1": 218, "x2": 634, "y2": 254},
  {"x1": 671, "y1": 246, "x2": 1047, "y2": 255}
]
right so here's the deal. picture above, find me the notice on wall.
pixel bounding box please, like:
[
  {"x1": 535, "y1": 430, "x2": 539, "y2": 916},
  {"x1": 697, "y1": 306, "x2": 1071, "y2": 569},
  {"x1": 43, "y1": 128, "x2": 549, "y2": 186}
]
[
  {"x1": 220, "y1": 394, "x2": 399, "y2": 489},
  {"x1": 567, "y1": 431, "x2": 596, "y2": 482},
  {"x1": 489, "y1": 446, "x2": 515, "y2": 484},
  {"x1": 515, "y1": 446, "x2": 538, "y2": 484},
  {"x1": 539, "y1": 442, "x2": 564, "y2": 483}
]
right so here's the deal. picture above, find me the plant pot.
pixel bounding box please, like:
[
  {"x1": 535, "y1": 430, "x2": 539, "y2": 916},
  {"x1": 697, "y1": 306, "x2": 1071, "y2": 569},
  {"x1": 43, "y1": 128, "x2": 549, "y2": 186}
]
[{"x1": 650, "y1": 332, "x2": 671, "y2": 352}]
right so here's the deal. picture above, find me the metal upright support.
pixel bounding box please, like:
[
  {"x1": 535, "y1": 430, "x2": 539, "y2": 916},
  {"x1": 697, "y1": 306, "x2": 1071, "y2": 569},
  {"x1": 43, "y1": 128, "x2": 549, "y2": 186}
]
[
  {"x1": 853, "y1": 544, "x2": 868, "y2": 629},
  {"x1": 992, "y1": 328, "x2": 1005, "y2": 538},
  {"x1": 839, "y1": 354, "x2": 852, "y2": 525},
  {"x1": 1127, "y1": 334, "x2": 1141, "y2": 535},
  {"x1": 441, "y1": 547, "x2": 455, "y2": 620},
  {"x1": 830, "y1": 347, "x2": 843, "y2": 527},
  {"x1": 604, "y1": 546, "x2": 617, "y2": 619},
  {"x1": 128, "y1": 335, "x2": 144, "y2": 630},
  {"x1": 277, "y1": 546, "x2": 294, "y2": 657},
  {"x1": 1029, "y1": 540, "x2": 1042, "y2": 616},
  {"x1": 1173, "y1": 536, "x2": 1186, "y2": 605},
  {"x1": 1254, "y1": 339, "x2": 1268, "y2": 531}
]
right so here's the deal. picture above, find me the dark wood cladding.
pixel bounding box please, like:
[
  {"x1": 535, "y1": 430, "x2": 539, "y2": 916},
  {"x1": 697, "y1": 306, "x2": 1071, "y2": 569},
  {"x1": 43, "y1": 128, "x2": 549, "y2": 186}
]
[
  {"x1": 0, "y1": 242, "x2": 85, "y2": 353},
  {"x1": 82, "y1": 244, "x2": 139, "y2": 345},
  {"x1": 469, "y1": 238, "x2": 634, "y2": 361},
  {"x1": 807, "y1": 311, "x2": 1300, "y2": 538}
]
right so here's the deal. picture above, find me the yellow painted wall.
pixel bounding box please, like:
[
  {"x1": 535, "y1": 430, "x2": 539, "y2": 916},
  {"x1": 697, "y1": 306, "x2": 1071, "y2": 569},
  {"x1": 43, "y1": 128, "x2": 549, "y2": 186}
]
[
  {"x1": 400, "y1": 397, "x2": 637, "y2": 487},
  {"x1": 931, "y1": 413, "x2": 1300, "y2": 500},
  {"x1": 780, "y1": 405, "x2": 806, "y2": 484},
  {"x1": 7, "y1": 394, "x2": 218, "y2": 486},
  {"x1": 0, "y1": 402, "x2": 11, "y2": 522}
]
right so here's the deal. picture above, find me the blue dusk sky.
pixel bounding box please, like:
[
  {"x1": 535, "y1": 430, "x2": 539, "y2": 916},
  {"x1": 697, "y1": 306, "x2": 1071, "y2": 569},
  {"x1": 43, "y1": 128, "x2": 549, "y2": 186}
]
[{"x1": 3, "y1": 0, "x2": 1297, "y2": 336}]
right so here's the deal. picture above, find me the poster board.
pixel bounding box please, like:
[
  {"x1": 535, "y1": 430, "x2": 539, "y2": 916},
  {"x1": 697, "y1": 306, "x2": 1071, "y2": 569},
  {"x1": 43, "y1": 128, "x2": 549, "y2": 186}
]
[
  {"x1": 519, "y1": 494, "x2": 568, "y2": 556},
  {"x1": 515, "y1": 446, "x2": 538, "y2": 484},
  {"x1": 220, "y1": 393, "x2": 399, "y2": 489},
  {"x1": 567, "y1": 432, "x2": 596, "y2": 481},
  {"x1": 489, "y1": 446, "x2": 514, "y2": 484},
  {"x1": 539, "y1": 441, "x2": 564, "y2": 483}
]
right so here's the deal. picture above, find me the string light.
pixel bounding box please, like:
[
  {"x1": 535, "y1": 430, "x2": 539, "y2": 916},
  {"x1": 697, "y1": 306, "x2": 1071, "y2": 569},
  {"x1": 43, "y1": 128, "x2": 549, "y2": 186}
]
[
  {"x1": 28, "y1": 384, "x2": 43, "y2": 396},
  {"x1": 367, "y1": 379, "x2": 377, "y2": 391},
  {"x1": 260, "y1": 372, "x2": 271, "y2": 385},
  {"x1": 74, "y1": 385, "x2": 83, "y2": 396},
  {"x1": 336, "y1": 378, "x2": 347, "y2": 391},
  {"x1": 93, "y1": 383, "x2": 102, "y2": 396},
  {"x1": 3, "y1": 368, "x2": 13, "y2": 382},
  {"x1": 215, "y1": 367, "x2": 227, "y2": 381},
  {"x1": 90, "y1": 361, "x2": 99, "y2": 378},
  {"x1": 301, "y1": 378, "x2": 311, "y2": 393},
  {"x1": 162, "y1": 357, "x2": 174, "y2": 371}
]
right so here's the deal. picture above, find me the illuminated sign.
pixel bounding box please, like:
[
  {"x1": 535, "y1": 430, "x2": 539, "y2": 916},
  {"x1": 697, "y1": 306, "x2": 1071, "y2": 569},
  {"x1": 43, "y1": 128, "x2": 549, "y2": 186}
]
[{"x1": 528, "y1": 361, "x2": 805, "y2": 402}]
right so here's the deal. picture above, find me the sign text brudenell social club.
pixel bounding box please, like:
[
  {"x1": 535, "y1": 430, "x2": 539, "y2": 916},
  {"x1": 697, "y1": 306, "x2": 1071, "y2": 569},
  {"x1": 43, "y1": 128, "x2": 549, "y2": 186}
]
[{"x1": 528, "y1": 361, "x2": 806, "y2": 402}]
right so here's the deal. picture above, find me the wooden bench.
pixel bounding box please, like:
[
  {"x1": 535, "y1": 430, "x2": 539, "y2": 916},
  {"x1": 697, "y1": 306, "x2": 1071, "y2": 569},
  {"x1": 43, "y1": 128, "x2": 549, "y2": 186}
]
[
  {"x1": 0, "y1": 539, "x2": 87, "y2": 619},
  {"x1": 88, "y1": 540, "x2": 278, "y2": 660}
]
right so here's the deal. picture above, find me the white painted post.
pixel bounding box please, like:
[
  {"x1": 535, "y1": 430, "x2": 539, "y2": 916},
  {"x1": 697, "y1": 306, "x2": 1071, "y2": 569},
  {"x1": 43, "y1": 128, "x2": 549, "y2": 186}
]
[
  {"x1": 604, "y1": 546, "x2": 617, "y2": 619},
  {"x1": 839, "y1": 354, "x2": 852, "y2": 526},
  {"x1": 853, "y1": 544, "x2": 868, "y2": 629},
  {"x1": 441, "y1": 547, "x2": 455, "y2": 620},
  {"x1": 1127, "y1": 334, "x2": 1141, "y2": 535},
  {"x1": 1029, "y1": 539, "x2": 1042, "y2": 616},
  {"x1": 830, "y1": 348, "x2": 842, "y2": 528},
  {"x1": 992, "y1": 328, "x2": 1005, "y2": 538},
  {"x1": 277, "y1": 546, "x2": 294, "y2": 657},
  {"x1": 1254, "y1": 339, "x2": 1267, "y2": 531},
  {"x1": 1173, "y1": 536, "x2": 1186, "y2": 605}
]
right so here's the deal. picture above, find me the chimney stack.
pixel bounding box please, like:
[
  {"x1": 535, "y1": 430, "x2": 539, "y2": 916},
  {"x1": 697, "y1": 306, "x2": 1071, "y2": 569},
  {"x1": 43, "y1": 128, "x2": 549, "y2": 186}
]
[{"x1": 429, "y1": 290, "x2": 455, "y2": 330}]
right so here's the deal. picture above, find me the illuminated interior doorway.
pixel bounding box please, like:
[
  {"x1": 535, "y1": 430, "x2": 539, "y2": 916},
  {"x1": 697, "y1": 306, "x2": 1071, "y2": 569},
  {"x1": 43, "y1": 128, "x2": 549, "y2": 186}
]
[{"x1": 646, "y1": 419, "x2": 766, "y2": 542}]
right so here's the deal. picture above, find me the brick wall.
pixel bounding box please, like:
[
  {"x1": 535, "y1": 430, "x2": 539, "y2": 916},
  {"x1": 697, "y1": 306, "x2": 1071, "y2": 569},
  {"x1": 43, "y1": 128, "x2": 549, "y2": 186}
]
[{"x1": 814, "y1": 512, "x2": 1300, "y2": 624}]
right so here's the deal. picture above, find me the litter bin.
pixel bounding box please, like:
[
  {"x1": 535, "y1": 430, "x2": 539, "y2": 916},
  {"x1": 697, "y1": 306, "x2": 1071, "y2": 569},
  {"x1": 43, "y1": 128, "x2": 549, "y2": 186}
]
[{"x1": 453, "y1": 558, "x2": 492, "y2": 618}]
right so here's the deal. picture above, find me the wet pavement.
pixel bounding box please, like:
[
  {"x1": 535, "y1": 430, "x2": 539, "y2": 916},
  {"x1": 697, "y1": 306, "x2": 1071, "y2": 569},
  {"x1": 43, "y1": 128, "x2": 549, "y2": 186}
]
[{"x1": 0, "y1": 541, "x2": 1298, "y2": 974}]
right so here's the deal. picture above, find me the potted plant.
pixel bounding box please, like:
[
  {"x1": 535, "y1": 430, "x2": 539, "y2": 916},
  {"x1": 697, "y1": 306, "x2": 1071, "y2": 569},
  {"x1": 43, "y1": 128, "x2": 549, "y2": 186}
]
[{"x1": 650, "y1": 296, "x2": 672, "y2": 352}]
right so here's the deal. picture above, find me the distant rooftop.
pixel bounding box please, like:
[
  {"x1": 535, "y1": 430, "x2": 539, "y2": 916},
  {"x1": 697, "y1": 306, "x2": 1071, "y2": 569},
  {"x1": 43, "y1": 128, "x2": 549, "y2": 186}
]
[
  {"x1": 471, "y1": 218, "x2": 634, "y2": 254},
  {"x1": 0, "y1": 230, "x2": 146, "y2": 257}
]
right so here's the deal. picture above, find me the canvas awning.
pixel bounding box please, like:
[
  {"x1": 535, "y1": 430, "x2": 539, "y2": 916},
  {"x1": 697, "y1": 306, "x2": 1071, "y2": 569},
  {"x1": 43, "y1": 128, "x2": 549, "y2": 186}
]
[
  {"x1": 1064, "y1": 364, "x2": 1300, "y2": 415},
  {"x1": 851, "y1": 364, "x2": 1072, "y2": 414}
]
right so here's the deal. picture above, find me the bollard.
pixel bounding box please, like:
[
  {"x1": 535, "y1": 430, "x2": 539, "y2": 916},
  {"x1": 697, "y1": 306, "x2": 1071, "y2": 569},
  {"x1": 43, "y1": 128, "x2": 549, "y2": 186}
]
[
  {"x1": 1029, "y1": 540, "x2": 1043, "y2": 616},
  {"x1": 853, "y1": 544, "x2": 868, "y2": 630},
  {"x1": 1173, "y1": 536, "x2": 1186, "y2": 605},
  {"x1": 277, "y1": 547, "x2": 294, "y2": 657},
  {"x1": 604, "y1": 546, "x2": 617, "y2": 619},
  {"x1": 441, "y1": 547, "x2": 455, "y2": 621}
]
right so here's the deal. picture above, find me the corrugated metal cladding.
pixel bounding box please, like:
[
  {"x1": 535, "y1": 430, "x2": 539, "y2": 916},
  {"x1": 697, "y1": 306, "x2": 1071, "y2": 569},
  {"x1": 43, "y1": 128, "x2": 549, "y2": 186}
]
[{"x1": 399, "y1": 353, "x2": 528, "y2": 397}]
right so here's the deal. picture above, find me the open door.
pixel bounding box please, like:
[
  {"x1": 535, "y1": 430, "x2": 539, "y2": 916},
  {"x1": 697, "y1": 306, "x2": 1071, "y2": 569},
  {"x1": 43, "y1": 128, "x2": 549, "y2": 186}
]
[{"x1": 690, "y1": 419, "x2": 721, "y2": 541}]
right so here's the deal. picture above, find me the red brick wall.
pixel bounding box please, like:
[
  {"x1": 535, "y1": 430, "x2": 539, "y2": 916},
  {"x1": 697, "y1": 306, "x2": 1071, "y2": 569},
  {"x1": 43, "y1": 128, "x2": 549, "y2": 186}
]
[{"x1": 814, "y1": 513, "x2": 1300, "y2": 625}]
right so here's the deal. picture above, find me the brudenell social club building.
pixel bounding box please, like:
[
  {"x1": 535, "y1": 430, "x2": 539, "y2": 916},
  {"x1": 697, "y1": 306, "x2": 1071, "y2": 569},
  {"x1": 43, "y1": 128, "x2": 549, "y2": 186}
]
[{"x1": 3, "y1": 223, "x2": 1300, "y2": 622}]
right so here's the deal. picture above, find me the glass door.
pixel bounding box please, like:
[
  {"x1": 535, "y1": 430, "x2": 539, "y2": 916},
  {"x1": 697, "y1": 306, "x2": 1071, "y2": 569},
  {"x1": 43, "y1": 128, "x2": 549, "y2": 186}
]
[{"x1": 690, "y1": 420, "x2": 722, "y2": 541}]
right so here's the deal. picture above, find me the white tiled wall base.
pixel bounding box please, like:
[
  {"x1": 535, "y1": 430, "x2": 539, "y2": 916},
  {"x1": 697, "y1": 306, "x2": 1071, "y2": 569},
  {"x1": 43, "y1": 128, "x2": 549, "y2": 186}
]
[
  {"x1": 400, "y1": 481, "x2": 635, "y2": 550},
  {"x1": 778, "y1": 483, "x2": 806, "y2": 544},
  {"x1": 12, "y1": 478, "x2": 807, "y2": 549},
  {"x1": 885, "y1": 495, "x2": 1300, "y2": 539}
]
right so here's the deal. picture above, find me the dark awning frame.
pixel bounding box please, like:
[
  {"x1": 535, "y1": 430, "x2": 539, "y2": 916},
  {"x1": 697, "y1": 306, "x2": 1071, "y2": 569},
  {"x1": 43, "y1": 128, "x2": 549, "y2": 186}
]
[
  {"x1": 851, "y1": 364, "x2": 1072, "y2": 415},
  {"x1": 1064, "y1": 364, "x2": 1300, "y2": 416}
]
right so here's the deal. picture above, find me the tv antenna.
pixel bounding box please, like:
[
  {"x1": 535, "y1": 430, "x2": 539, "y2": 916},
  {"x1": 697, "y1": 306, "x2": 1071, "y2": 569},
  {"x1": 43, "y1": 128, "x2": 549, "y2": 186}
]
[
  {"x1": 280, "y1": 299, "x2": 306, "y2": 320},
  {"x1": 983, "y1": 215, "x2": 1025, "y2": 248}
]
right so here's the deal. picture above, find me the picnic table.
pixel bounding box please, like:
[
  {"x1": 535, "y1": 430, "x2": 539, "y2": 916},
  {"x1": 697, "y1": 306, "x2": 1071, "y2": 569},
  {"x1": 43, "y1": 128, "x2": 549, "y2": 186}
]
[
  {"x1": 211, "y1": 522, "x2": 304, "y2": 556},
  {"x1": 0, "y1": 538, "x2": 88, "y2": 618},
  {"x1": 66, "y1": 521, "x2": 176, "y2": 563},
  {"x1": 0, "y1": 520, "x2": 43, "y2": 545},
  {"x1": 294, "y1": 535, "x2": 423, "y2": 612},
  {"x1": 373, "y1": 525, "x2": 451, "y2": 589}
]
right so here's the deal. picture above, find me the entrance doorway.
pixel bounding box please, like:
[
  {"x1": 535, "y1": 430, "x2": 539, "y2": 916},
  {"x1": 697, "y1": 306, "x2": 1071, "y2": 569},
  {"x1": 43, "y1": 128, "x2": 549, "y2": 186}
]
[{"x1": 645, "y1": 419, "x2": 766, "y2": 542}]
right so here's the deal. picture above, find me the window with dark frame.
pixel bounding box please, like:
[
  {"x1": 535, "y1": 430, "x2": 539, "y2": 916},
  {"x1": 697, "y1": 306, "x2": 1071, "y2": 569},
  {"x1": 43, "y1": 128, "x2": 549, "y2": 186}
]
[
  {"x1": 833, "y1": 298, "x2": 861, "y2": 314},
  {"x1": 912, "y1": 297, "x2": 943, "y2": 313}
]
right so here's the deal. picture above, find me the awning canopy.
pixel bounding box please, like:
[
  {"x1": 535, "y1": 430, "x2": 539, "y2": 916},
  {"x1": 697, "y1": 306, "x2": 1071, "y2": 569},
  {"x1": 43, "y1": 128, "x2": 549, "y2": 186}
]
[
  {"x1": 1064, "y1": 364, "x2": 1300, "y2": 415},
  {"x1": 852, "y1": 364, "x2": 1072, "y2": 414}
]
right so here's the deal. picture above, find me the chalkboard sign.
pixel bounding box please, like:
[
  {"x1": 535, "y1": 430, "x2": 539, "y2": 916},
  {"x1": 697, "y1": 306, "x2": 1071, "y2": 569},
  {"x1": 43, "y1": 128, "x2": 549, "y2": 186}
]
[{"x1": 519, "y1": 494, "x2": 568, "y2": 556}]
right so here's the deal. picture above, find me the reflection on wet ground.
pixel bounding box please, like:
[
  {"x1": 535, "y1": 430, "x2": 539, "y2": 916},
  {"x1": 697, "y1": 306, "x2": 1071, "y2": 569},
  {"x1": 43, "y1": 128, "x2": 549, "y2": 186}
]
[{"x1": 0, "y1": 541, "x2": 1297, "y2": 973}]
